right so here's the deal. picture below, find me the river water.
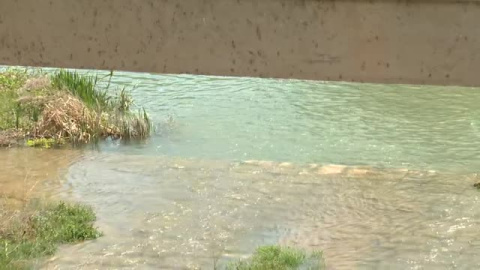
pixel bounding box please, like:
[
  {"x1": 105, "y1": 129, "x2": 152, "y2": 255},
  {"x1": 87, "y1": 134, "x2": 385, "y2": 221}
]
[{"x1": 1, "y1": 70, "x2": 480, "y2": 269}]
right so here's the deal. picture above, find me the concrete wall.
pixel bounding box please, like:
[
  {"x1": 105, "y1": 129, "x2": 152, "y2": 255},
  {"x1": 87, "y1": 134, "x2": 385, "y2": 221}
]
[{"x1": 0, "y1": 0, "x2": 479, "y2": 86}]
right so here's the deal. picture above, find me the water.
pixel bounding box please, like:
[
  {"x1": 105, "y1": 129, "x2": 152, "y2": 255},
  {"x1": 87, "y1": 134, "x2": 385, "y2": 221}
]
[
  {"x1": 106, "y1": 73, "x2": 480, "y2": 173},
  {"x1": 1, "y1": 70, "x2": 480, "y2": 269}
]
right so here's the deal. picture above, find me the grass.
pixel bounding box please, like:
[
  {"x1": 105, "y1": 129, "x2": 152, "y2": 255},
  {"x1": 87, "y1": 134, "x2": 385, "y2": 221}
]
[
  {"x1": 0, "y1": 68, "x2": 151, "y2": 146},
  {"x1": 0, "y1": 70, "x2": 28, "y2": 130},
  {"x1": 0, "y1": 70, "x2": 28, "y2": 92},
  {"x1": 227, "y1": 245, "x2": 325, "y2": 270},
  {"x1": 0, "y1": 201, "x2": 101, "y2": 269},
  {"x1": 26, "y1": 138, "x2": 62, "y2": 149},
  {"x1": 51, "y1": 69, "x2": 111, "y2": 110}
]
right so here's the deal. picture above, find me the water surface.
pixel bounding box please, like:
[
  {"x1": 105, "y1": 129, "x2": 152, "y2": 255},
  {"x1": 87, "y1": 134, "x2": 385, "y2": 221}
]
[
  {"x1": 106, "y1": 73, "x2": 480, "y2": 173},
  {"x1": 1, "y1": 70, "x2": 480, "y2": 269}
]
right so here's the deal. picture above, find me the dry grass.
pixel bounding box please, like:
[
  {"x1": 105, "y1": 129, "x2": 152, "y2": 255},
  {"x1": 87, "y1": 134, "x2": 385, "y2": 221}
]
[
  {"x1": 0, "y1": 68, "x2": 152, "y2": 146},
  {"x1": 0, "y1": 130, "x2": 24, "y2": 147},
  {"x1": 34, "y1": 93, "x2": 96, "y2": 143},
  {"x1": 19, "y1": 77, "x2": 51, "y2": 94},
  {"x1": 33, "y1": 93, "x2": 150, "y2": 143}
]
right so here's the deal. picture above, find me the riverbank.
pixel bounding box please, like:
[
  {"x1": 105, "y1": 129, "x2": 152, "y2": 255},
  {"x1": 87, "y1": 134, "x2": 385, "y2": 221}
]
[{"x1": 0, "y1": 68, "x2": 151, "y2": 147}]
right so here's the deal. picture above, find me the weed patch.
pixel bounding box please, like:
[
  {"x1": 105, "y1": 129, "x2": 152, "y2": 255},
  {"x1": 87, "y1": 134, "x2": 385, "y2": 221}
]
[
  {"x1": 0, "y1": 201, "x2": 101, "y2": 269},
  {"x1": 227, "y1": 245, "x2": 325, "y2": 270}
]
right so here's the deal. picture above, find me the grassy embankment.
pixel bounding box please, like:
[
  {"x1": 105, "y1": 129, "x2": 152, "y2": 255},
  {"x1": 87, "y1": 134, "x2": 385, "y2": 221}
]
[{"x1": 0, "y1": 68, "x2": 150, "y2": 147}]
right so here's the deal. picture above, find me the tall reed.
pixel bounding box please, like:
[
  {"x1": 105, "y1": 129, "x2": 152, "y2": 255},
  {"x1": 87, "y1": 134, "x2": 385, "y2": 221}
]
[{"x1": 50, "y1": 70, "x2": 111, "y2": 110}]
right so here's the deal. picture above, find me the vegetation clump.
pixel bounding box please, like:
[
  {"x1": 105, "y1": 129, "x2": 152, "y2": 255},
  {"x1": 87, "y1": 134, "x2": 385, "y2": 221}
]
[
  {"x1": 0, "y1": 201, "x2": 101, "y2": 269},
  {"x1": 227, "y1": 245, "x2": 325, "y2": 270},
  {"x1": 474, "y1": 182, "x2": 480, "y2": 190},
  {"x1": 0, "y1": 68, "x2": 151, "y2": 146},
  {"x1": 26, "y1": 138, "x2": 62, "y2": 149}
]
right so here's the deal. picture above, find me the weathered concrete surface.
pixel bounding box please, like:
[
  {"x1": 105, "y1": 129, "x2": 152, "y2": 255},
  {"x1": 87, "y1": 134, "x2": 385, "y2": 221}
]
[{"x1": 0, "y1": 0, "x2": 479, "y2": 86}]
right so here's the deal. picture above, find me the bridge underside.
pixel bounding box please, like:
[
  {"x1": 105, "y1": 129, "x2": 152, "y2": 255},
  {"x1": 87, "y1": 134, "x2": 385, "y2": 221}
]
[{"x1": 0, "y1": 0, "x2": 479, "y2": 86}]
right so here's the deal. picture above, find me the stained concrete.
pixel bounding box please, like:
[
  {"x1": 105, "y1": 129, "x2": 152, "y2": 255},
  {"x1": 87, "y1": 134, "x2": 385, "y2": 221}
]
[{"x1": 0, "y1": 0, "x2": 479, "y2": 86}]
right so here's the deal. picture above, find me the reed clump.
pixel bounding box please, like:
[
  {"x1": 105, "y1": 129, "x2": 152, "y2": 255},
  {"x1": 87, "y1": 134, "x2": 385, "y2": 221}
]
[{"x1": 0, "y1": 68, "x2": 151, "y2": 147}]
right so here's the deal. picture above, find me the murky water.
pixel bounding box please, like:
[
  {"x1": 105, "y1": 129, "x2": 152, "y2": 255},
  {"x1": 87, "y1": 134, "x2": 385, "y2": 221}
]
[
  {"x1": 0, "y1": 148, "x2": 82, "y2": 207},
  {"x1": 2, "y1": 70, "x2": 480, "y2": 269}
]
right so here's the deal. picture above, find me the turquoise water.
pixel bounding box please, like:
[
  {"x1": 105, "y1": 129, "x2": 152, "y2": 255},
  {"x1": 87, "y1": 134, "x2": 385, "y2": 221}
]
[{"x1": 103, "y1": 71, "x2": 480, "y2": 173}]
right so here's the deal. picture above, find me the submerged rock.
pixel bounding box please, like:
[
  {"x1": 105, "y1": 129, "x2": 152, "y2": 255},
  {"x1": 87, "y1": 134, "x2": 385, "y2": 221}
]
[
  {"x1": 258, "y1": 160, "x2": 276, "y2": 168},
  {"x1": 346, "y1": 167, "x2": 370, "y2": 177},
  {"x1": 317, "y1": 164, "x2": 347, "y2": 175},
  {"x1": 241, "y1": 160, "x2": 276, "y2": 169},
  {"x1": 278, "y1": 162, "x2": 293, "y2": 168},
  {"x1": 243, "y1": 160, "x2": 260, "y2": 165},
  {"x1": 298, "y1": 169, "x2": 310, "y2": 175},
  {"x1": 237, "y1": 159, "x2": 440, "y2": 182},
  {"x1": 308, "y1": 163, "x2": 319, "y2": 169}
]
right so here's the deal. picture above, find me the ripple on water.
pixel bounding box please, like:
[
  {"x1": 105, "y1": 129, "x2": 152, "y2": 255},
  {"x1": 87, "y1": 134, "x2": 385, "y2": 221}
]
[{"x1": 39, "y1": 154, "x2": 480, "y2": 269}]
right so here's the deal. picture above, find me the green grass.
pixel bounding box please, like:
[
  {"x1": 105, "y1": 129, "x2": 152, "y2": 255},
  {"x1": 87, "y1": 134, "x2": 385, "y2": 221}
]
[
  {"x1": 26, "y1": 138, "x2": 63, "y2": 148},
  {"x1": 227, "y1": 245, "x2": 325, "y2": 270},
  {"x1": 50, "y1": 69, "x2": 111, "y2": 110},
  {"x1": 0, "y1": 69, "x2": 28, "y2": 92},
  {"x1": 0, "y1": 201, "x2": 101, "y2": 269},
  {"x1": 0, "y1": 69, "x2": 28, "y2": 130}
]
